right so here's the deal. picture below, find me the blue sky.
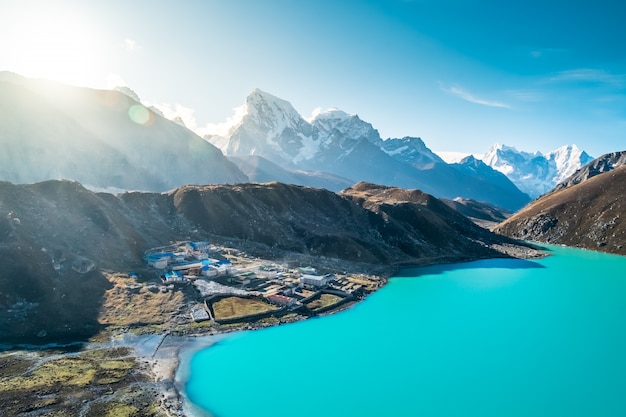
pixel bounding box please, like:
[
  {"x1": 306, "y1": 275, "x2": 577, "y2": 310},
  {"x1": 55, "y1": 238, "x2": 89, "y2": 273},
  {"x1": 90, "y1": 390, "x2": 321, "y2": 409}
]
[{"x1": 1, "y1": 0, "x2": 625, "y2": 157}]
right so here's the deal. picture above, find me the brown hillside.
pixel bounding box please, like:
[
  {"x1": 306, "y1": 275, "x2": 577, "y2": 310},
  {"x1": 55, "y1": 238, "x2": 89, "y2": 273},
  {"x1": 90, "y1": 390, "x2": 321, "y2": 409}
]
[
  {"x1": 0, "y1": 180, "x2": 533, "y2": 344},
  {"x1": 495, "y1": 165, "x2": 626, "y2": 255},
  {"x1": 341, "y1": 183, "x2": 517, "y2": 260}
]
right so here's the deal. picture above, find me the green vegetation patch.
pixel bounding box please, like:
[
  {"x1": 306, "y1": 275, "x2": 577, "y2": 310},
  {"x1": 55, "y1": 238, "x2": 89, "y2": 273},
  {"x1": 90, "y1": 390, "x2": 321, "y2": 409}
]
[
  {"x1": 0, "y1": 348, "x2": 151, "y2": 416},
  {"x1": 0, "y1": 357, "x2": 96, "y2": 391},
  {"x1": 85, "y1": 402, "x2": 140, "y2": 417},
  {"x1": 211, "y1": 296, "x2": 277, "y2": 320}
]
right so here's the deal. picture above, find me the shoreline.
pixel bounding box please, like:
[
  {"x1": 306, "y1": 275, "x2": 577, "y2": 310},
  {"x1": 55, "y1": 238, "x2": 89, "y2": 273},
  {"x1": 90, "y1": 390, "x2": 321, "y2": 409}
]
[
  {"x1": 162, "y1": 245, "x2": 549, "y2": 417},
  {"x1": 152, "y1": 244, "x2": 548, "y2": 417},
  {"x1": 0, "y1": 243, "x2": 547, "y2": 417}
]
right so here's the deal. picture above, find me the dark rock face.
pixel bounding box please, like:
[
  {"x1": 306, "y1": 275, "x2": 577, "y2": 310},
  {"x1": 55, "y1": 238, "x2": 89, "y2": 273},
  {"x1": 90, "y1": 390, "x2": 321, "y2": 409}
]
[
  {"x1": 495, "y1": 165, "x2": 626, "y2": 255},
  {"x1": 1, "y1": 180, "x2": 526, "y2": 343}
]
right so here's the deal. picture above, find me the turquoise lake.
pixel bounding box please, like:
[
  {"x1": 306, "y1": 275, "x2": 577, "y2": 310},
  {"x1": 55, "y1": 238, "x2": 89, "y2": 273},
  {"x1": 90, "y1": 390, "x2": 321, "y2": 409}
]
[{"x1": 183, "y1": 246, "x2": 626, "y2": 417}]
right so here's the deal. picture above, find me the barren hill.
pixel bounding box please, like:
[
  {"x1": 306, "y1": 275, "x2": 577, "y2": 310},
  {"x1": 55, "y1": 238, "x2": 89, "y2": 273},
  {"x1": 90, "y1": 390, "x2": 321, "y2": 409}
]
[
  {"x1": 1, "y1": 180, "x2": 532, "y2": 343},
  {"x1": 495, "y1": 165, "x2": 626, "y2": 255}
]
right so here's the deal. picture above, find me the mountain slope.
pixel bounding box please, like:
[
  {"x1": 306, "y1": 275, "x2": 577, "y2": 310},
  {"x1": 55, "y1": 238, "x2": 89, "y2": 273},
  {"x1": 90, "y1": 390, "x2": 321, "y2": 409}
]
[
  {"x1": 0, "y1": 72, "x2": 247, "y2": 191},
  {"x1": 494, "y1": 165, "x2": 626, "y2": 255},
  {"x1": 1, "y1": 179, "x2": 532, "y2": 343},
  {"x1": 339, "y1": 182, "x2": 516, "y2": 260},
  {"x1": 480, "y1": 144, "x2": 594, "y2": 197}
]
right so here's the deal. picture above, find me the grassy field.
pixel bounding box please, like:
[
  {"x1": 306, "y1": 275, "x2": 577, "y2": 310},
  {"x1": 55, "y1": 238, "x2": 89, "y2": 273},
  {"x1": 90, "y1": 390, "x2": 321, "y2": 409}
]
[
  {"x1": 306, "y1": 293, "x2": 343, "y2": 311},
  {"x1": 98, "y1": 273, "x2": 187, "y2": 328},
  {"x1": 211, "y1": 296, "x2": 277, "y2": 320}
]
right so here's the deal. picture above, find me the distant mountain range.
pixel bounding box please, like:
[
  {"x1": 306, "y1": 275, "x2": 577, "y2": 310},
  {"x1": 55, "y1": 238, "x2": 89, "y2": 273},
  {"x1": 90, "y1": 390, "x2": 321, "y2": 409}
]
[
  {"x1": 206, "y1": 89, "x2": 530, "y2": 210},
  {"x1": 0, "y1": 73, "x2": 599, "y2": 213},
  {"x1": 495, "y1": 151, "x2": 626, "y2": 256},
  {"x1": 478, "y1": 144, "x2": 594, "y2": 198}
]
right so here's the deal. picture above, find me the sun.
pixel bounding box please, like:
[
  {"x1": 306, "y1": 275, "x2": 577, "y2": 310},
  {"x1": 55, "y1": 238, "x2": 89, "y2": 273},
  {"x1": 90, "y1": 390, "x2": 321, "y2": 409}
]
[{"x1": 2, "y1": 5, "x2": 105, "y2": 87}]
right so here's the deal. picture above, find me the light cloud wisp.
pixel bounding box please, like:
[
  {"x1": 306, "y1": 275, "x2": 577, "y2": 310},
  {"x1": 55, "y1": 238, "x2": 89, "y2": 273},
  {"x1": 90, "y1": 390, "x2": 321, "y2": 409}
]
[
  {"x1": 548, "y1": 69, "x2": 626, "y2": 88},
  {"x1": 443, "y1": 85, "x2": 511, "y2": 108},
  {"x1": 147, "y1": 102, "x2": 247, "y2": 137}
]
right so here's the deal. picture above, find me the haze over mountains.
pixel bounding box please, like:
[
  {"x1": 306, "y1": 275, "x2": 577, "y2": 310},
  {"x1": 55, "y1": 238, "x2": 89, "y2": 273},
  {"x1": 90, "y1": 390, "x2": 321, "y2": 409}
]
[{"x1": 0, "y1": 72, "x2": 246, "y2": 192}]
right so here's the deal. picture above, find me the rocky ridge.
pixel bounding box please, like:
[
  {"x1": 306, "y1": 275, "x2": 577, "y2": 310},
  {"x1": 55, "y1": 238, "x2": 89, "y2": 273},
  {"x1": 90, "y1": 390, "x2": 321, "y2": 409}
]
[{"x1": 0, "y1": 179, "x2": 534, "y2": 344}]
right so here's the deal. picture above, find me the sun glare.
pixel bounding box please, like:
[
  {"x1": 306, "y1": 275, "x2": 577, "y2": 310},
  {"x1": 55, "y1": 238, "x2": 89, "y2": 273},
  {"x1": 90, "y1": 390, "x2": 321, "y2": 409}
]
[{"x1": 3, "y1": 6, "x2": 105, "y2": 87}]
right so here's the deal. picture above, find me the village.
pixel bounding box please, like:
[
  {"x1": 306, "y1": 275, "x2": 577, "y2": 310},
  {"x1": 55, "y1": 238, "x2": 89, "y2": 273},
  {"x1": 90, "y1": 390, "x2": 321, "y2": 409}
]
[{"x1": 143, "y1": 241, "x2": 385, "y2": 326}]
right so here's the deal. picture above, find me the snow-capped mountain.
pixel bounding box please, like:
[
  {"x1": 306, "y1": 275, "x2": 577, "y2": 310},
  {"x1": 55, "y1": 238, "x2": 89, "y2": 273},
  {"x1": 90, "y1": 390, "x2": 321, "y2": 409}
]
[
  {"x1": 211, "y1": 89, "x2": 318, "y2": 166},
  {"x1": 552, "y1": 150, "x2": 626, "y2": 193},
  {"x1": 207, "y1": 89, "x2": 531, "y2": 210},
  {"x1": 480, "y1": 144, "x2": 594, "y2": 198}
]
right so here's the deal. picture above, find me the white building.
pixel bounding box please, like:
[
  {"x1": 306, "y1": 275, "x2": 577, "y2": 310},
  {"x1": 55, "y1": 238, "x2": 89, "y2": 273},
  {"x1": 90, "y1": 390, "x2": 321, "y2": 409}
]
[
  {"x1": 201, "y1": 265, "x2": 218, "y2": 277},
  {"x1": 148, "y1": 257, "x2": 169, "y2": 269},
  {"x1": 300, "y1": 274, "x2": 333, "y2": 288}
]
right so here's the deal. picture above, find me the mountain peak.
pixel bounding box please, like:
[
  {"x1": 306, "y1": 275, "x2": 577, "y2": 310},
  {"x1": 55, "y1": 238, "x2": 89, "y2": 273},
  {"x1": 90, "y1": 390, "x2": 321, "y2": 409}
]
[
  {"x1": 460, "y1": 154, "x2": 479, "y2": 164},
  {"x1": 243, "y1": 88, "x2": 303, "y2": 124},
  {"x1": 247, "y1": 87, "x2": 279, "y2": 102},
  {"x1": 479, "y1": 143, "x2": 594, "y2": 197},
  {"x1": 309, "y1": 107, "x2": 352, "y2": 123}
]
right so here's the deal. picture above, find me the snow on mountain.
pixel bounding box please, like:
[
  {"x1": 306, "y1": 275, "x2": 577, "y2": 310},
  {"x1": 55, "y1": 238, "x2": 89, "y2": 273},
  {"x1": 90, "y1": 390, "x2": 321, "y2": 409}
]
[
  {"x1": 379, "y1": 137, "x2": 445, "y2": 169},
  {"x1": 548, "y1": 144, "x2": 594, "y2": 184},
  {"x1": 479, "y1": 143, "x2": 594, "y2": 198},
  {"x1": 552, "y1": 150, "x2": 626, "y2": 193},
  {"x1": 311, "y1": 107, "x2": 381, "y2": 145},
  {"x1": 205, "y1": 89, "x2": 531, "y2": 210},
  {"x1": 210, "y1": 89, "x2": 319, "y2": 166}
]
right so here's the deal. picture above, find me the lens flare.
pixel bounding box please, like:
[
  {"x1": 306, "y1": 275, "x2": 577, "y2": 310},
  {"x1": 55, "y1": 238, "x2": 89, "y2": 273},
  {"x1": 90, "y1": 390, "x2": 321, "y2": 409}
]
[{"x1": 128, "y1": 104, "x2": 152, "y2": 126}]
